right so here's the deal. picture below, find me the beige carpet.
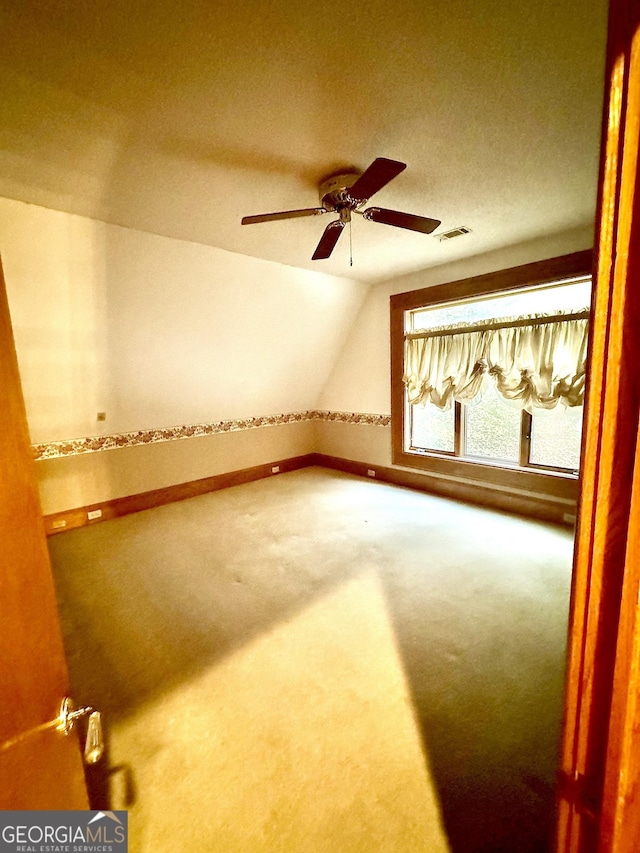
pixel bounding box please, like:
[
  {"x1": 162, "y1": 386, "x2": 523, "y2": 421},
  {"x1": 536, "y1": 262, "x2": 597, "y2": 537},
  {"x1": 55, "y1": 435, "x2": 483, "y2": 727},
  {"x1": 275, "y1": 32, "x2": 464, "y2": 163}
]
[{"x1": 48, "y1": 467, "x2": 574, "y2": 852}]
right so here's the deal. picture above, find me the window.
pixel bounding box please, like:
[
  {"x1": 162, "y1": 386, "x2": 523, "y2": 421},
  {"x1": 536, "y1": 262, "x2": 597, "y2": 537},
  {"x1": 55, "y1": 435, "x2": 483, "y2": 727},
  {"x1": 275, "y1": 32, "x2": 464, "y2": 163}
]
[
  {"x1": 391, "y1": 252, "x2": 593, "y2": 503},
  {"x1": 404, "y1": 276, "x2": 590, "y2": 474},
  {"x1": 463, "y1": 382, "x2": 522, "y2": 464}
]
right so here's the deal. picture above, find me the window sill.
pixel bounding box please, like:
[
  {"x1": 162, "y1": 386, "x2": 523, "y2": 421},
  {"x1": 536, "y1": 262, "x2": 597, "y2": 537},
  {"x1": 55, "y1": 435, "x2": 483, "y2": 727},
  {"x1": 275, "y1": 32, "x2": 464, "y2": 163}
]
[{"x1": 394, "y1": 447, "x2": 579, "y2": 501}]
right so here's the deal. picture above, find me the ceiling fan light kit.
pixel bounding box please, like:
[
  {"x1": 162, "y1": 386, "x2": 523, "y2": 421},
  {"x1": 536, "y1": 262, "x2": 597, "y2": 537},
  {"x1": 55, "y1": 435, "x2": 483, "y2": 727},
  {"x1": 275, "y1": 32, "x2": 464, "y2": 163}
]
[{"x1": 241, "y1": 157, "x2": 442, "y2": 261}]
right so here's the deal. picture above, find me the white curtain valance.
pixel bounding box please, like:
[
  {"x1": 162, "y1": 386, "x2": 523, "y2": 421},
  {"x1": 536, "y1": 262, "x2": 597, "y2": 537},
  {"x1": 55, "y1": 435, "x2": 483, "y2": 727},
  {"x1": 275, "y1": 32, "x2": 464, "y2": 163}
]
[{"x1": 404, "y1": 316, "x2": 589, "y2": 411}]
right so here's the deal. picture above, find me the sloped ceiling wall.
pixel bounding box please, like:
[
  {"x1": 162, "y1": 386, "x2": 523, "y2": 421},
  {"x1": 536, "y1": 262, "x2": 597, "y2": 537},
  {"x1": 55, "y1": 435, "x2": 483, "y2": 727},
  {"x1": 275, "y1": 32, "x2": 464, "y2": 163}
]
[
  {"x1": 0, "y1": 0, "x2": 607, "y2": 282},
  {"x1": 2, "y1": 198, "x2": 367, "y2": 444}
]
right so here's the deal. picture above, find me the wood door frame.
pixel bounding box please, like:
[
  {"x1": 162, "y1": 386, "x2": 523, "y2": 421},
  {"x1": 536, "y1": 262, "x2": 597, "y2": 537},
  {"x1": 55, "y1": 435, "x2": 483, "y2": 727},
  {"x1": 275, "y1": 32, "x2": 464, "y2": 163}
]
[{"x1": 556, "y1": 0, "x2": 640, "y2": 850}]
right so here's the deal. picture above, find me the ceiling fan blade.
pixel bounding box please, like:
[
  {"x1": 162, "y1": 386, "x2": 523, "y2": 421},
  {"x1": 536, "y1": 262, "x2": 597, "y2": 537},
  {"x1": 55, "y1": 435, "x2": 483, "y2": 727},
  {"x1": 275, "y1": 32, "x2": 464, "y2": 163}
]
[
  {"x1": 241, "y1": 207, "x2": 326, "y2": 225},
  {"x1": 347, "y1": 158, "x2": 406, "y2": 202},
  {"x1": 312, "y1": 219, "x2": 345, "y2": 260},
  {"x1": 363, "y1": 206, "x2": 441, "y2": 234}
]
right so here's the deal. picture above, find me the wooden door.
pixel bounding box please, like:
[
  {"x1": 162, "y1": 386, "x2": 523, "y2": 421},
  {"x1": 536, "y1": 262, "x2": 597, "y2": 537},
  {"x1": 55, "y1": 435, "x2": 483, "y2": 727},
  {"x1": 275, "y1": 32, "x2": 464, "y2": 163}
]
[
  {"x1": 556, "y1": 0, "x2": 640, "y2": 850},
  {"x1": 0, "y1": 257, "x2": 88, "y2": 807}
]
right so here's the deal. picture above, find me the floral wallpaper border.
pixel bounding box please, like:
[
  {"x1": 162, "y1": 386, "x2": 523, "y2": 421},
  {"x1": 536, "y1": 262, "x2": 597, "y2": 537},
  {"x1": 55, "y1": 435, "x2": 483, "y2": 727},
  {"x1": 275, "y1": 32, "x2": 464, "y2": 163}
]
[{"x1": 32, "y1": 410, "x2": 391, "y2": 460}]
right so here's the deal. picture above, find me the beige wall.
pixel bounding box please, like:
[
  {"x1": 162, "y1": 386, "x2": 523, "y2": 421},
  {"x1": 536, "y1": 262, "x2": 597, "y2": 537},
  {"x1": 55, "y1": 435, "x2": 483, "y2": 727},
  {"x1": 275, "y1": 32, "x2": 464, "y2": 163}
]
[
  {"x1": 1, "y1": 197, "x2": 367, "y2": 442},
  {"x1": 315, "y1": 421, "x2": 392, "y2": 468},
  {"x1": 2, "y1": 193, "x2": 594, "y2": 515},
  {"x1": 1, "y1": 198, "x2": 111, "y2": 444},
  {"x1": 0, "y1": 197, "x2": 367, "y2": 511},
  {"x1": 37, "y1": 421, "x2": 316, "y2": 514}
]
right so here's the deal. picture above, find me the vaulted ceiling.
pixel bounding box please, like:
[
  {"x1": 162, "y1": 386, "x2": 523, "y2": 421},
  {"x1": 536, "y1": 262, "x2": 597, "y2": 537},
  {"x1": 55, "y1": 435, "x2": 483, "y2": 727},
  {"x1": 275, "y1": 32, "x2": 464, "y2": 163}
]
[{"x1": 0, "y1": 0, "x2": 608, "y2": 282}]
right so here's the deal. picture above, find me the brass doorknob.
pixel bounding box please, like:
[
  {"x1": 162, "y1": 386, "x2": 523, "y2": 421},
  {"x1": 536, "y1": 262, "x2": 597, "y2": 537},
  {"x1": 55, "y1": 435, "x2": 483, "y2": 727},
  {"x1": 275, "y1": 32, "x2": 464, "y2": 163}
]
[{"x1": 57, "y1": 697, "x2": 104, "y2": 765}]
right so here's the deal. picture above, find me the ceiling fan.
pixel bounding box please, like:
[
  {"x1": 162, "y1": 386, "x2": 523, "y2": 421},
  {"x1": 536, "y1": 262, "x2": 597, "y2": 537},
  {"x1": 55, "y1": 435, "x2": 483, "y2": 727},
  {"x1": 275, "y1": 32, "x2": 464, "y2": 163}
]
[{"x1": 241, "y1": 157, "x2": 441, "y2": 260}]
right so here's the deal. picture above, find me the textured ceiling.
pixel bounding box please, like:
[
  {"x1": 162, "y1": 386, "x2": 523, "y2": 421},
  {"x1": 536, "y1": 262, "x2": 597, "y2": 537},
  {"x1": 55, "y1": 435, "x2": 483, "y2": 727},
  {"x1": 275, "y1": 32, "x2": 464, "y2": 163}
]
[{"x1": 0, "y1": 0, "x2": 608, "y2": 282}]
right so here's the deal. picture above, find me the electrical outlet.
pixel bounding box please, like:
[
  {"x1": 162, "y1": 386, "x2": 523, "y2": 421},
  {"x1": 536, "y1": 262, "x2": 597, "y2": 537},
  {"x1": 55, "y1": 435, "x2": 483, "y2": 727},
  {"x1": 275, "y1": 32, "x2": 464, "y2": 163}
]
[
  {"x1": 367, "y1": 469, "x2": 376, "y2": 478},
  {"x1": 87, "y1": 509, "x2": 102, "y2": 521},
  {"x1": 271, "y1": 466, "x2": 280, "y2": 474}
]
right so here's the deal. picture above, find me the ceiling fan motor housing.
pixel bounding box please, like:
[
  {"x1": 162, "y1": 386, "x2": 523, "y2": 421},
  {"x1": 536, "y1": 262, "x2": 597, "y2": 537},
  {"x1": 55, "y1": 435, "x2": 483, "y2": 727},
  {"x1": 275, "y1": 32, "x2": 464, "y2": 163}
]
[
  {"x1": 319, "y1": 172, "x2": 361, "y2": 212},
  {"x1": 241, "y1": 158, "x2": 440, "y2": 261}
]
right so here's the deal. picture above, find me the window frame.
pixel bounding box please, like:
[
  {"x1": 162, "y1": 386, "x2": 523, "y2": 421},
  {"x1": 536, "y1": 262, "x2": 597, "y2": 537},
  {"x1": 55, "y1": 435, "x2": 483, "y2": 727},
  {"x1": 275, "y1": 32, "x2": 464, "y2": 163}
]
[
  {"x1": 409, "y1": 400, "x2": 583, "y2": 474},
  {"x1": 390, "y1": 250, "x2": 593, "y2": 502}
]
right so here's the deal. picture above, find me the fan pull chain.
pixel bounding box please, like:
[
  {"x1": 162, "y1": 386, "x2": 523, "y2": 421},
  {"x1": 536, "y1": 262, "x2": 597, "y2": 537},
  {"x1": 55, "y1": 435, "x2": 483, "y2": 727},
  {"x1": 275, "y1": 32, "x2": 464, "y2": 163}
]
[{"x1": 349, "y1": 216, "x2": 353, "y2": 267}]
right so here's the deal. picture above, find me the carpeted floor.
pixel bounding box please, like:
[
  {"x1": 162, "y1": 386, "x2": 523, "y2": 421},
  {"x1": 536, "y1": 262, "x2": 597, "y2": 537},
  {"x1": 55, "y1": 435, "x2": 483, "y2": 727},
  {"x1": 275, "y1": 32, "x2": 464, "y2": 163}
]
[{"x1": 48, "y1": 467, "x2": 574, "y2": 852}]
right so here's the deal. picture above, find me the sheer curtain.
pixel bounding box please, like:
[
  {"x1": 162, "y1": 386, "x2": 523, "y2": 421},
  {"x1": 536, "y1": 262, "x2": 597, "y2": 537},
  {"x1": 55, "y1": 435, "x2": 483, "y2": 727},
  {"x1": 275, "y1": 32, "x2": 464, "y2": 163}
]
[{"x1": 404, "y1": 315, "x2": 589, "y2": 412}]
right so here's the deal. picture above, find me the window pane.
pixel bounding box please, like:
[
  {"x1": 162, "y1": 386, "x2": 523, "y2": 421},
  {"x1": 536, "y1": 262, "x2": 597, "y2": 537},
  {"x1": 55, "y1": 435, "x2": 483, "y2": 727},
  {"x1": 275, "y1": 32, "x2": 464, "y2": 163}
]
[
  {"x1": 411, "y1": 277, "x2": 591, "y2": 331},
  {"x1": 464, "y1": 382, "x2": 521, "y2": 462},
  {"x1": 530, "y1": 405, "x2": 583, "y2": 471},
  {"x1": 410, "y1": 403, "x2": 455, "y2": 452}
]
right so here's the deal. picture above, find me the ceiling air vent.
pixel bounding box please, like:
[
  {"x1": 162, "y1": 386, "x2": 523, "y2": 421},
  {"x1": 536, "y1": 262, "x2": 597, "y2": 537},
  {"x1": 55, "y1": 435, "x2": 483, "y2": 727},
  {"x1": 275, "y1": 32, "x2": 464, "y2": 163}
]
[{"x1": 437, "y1": 226, "x2": 472, "y2": 242}]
